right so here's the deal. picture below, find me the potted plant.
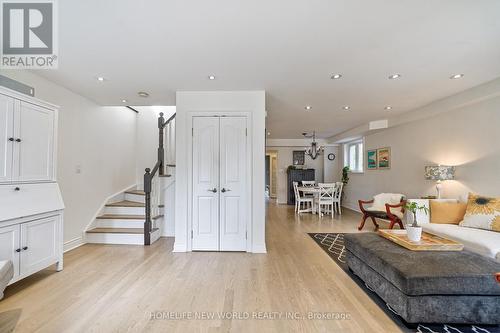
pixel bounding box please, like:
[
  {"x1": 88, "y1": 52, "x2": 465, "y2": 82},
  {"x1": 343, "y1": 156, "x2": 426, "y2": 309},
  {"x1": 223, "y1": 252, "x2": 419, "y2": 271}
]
[
  {"x1": 340, "y1": 166, "x2": 350, "y2": 204},
  {"x1": 404, "y1": 202, "x2": 429, "y2": 242}
]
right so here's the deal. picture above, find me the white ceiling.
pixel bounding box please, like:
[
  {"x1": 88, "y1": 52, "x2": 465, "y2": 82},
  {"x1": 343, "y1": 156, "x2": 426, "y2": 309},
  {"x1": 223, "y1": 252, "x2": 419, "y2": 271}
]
[{"x1": 35, "y1": 0, "x2": 500, "y2": 138}]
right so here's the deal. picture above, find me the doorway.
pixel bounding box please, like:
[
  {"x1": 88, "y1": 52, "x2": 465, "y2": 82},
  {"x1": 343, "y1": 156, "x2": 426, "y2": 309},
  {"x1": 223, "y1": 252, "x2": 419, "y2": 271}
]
[{"x1": 265, "y1": 150, "x2": 278, "y2": 199}]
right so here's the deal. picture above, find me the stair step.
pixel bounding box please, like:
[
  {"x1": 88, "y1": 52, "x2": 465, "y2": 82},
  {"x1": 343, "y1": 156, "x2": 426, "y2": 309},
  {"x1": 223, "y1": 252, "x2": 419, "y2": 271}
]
[
  {"x1": 106, "y1": 200, "x2": 145, "y2": 208},
  {"x1": 159, "y1": 174, "x2": 172, "y2": 178},
  {"x1": 86, "y1": 227, "x2": 143, "y2": 234},
  {"x1": 96, "y1": 214, "x2": 164, "y2": 220},
  {"x1": 124, "y1": 190, "x2": 145, "y2": 196}
]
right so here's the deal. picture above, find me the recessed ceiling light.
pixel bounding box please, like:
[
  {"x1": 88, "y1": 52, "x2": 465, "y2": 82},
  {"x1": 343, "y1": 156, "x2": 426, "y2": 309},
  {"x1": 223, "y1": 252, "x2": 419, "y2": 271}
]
[
  {"x1": 331, "y1": 74, "x2": 342, "y2": 79},
  {"x1": 450, "y1": 74, "x2": 464, "y2": 79},
  {"x1": 342, "y1": 106, "x2": 350, "y2": 110},
  {"x1": 121, "y1": 99, "x2": 127, "y2": 103},
  {"x1": 388, "y1": 74, "x2": 401, "y2": 79},
  {"x1": 384, "y1": 106, "x2": 392, "y2": 110},
  {"x1": 97, "y1": 76, "x2": 105, "y2": 82},
  {"x1": 305, "y1": 106, "x2": 312, "y2": 110},
  {"x1": 137, "y1": 91, "x2": 149, "y2": 98},
  {"x1": 208, "y1": 75, "x2": 216, "y2": 80}
]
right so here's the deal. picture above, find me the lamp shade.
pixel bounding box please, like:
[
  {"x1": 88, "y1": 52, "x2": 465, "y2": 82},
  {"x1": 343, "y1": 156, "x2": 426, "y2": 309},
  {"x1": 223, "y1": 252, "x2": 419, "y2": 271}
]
[{"x1": 424, "y1": 165, "x2": 455, "y2": 181}]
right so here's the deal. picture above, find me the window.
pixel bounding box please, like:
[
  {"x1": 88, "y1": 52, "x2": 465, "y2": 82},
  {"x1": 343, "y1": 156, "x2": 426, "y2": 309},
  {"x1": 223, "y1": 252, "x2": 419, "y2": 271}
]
[{"x1": 344, "y1": 140, "x2": 364, "y2": 172}]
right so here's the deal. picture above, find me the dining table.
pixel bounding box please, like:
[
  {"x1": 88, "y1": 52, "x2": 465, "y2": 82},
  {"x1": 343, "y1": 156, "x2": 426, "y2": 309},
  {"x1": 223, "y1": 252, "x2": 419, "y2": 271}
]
[{"x1": 297, "y1": 186, "x2": 321, "y2": 214}]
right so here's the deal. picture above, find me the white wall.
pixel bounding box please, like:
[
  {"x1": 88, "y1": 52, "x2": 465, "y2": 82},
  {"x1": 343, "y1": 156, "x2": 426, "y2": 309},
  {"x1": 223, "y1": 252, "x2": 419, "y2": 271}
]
[
  {"x1": 340, "y1": 94, "x2": 500, "y2": 211},
  {"x1": 174, "y1": 91, "x2": 266, "y2": 253},
  {"x1": 323, "y1": 145, "x2": 341, "y2": 183},
  {"x1": 2, "y1": 71, "x2": 137, "y2": 247},
  {"x1": 134, "y1": 106, "x2": 175, "y2": 184}
]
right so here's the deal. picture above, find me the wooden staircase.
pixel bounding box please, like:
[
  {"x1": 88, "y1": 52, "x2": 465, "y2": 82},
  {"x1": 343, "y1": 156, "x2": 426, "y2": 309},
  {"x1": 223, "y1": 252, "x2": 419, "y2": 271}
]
[{"x1": 85, "y1": 190, "x2": 163, "y2": 245}]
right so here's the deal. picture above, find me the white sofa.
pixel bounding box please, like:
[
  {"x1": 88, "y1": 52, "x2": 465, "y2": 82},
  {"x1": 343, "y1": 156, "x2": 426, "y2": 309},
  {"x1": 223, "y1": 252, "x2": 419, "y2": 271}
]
[
  {"x1": 409, "y1": 199, "x2": 500, "y2": 262},
  {"x1": 0, "y1": 260, "x2": 14, "y2": 300}
]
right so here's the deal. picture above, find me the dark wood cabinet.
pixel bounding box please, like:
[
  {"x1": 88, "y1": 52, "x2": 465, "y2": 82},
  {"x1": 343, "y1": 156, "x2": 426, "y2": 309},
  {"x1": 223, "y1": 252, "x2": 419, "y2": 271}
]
[{"x1": 287, "y1": 169, "x2": 315, "y2": 205}]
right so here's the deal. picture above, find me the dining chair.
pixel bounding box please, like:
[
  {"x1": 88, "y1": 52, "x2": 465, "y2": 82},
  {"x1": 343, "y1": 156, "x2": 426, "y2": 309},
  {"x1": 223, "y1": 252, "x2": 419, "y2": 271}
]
[
  {"x1": 315, "y1": 183, "x2": 336, "y2": 218},
  {"x1": 333, "y1": 182, "x2": 344, "y2": 215},
  {"x1": 293, "y1": 181, "x2": 313, "y2": 214},
  {"x1": 301, "y1": 180, "x2": 316, "y2": 197}
]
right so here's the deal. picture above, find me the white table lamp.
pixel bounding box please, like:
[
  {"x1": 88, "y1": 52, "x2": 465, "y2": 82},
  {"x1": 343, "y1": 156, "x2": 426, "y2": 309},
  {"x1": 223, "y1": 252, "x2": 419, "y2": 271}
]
[{"x1": 424, "y1": 165, "x2": 455, "y2": 199}]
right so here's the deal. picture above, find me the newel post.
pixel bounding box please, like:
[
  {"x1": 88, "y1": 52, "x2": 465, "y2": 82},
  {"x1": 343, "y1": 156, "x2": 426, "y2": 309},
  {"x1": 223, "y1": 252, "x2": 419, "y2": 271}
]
[
  {"x1": 158, "y1": 112, "x2": 165, "y2": 176},
  {"x1": 143, "y1": 168, "x2": 152, "y2": 245}
]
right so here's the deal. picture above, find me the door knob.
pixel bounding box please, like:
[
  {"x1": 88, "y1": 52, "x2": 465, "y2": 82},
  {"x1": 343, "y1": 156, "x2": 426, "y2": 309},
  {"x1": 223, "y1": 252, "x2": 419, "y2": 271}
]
[
  {"x1": 221, "y1": 188, "x2": 231, "y2": 193},
  {"x1": 14, "y1": 187, "x2": 20, "y2": 191},
  {"x1": 15, "y1": 138, "x2": 21, "y2": 142},
  {"x1": 207, "y1": 188, "x2": 217, "y2": 193},
  {"x1": 15, "y1": 248, "x2": 21, "y2": 253},
  {"x1": 8, "y1": 137, "x2": 14, "y2": 142},
  {"x1": 22, "y1": 246, "x2": 28, "y2": 251}
]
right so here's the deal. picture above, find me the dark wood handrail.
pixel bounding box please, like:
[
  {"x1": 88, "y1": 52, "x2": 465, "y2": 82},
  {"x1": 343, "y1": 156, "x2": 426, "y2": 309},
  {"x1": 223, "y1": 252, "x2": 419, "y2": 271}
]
[{"x1": 143, "y1": 112, "x2": 175, "y2": 245}]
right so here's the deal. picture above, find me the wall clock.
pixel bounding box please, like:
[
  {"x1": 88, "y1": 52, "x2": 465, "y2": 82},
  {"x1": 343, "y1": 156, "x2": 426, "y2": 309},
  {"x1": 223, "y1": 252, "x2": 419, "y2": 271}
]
[{"x1": 328, "y1": 153, "x2": 336, "y2": 161}]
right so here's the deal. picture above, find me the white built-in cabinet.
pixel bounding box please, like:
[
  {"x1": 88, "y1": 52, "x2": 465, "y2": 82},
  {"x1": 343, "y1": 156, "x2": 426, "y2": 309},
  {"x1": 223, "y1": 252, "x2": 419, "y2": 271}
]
[
  {"x1": 191, "y1": 116, "x2": 249, "y2": 251},
  {"x1": 0, "y1": 93, "x2": 55, "y2": 183},
  {"x1": 0, "y1": 86, "x2": 63, "y2": 285}
]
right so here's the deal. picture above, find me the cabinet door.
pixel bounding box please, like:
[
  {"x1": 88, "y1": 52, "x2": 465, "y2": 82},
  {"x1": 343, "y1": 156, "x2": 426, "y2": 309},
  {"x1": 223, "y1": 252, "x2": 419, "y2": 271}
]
[
  {"x1": 0, "y1": 94, "x2": 14, "y2": 183},
  {"x1": 0, "y1": 224, "x2": 20, "y2": 278},
  {"x1": 192, "y1": 117, "x2": 220, "y2": 251},
  {"x1": 20, "y1": 216, "x2": 59, "y2": 276},
  {"x1": 13, "y1": 101, "x2": 55, "y2": 182},
  {"x1": 219, "y1": 117, "x2": 247, "y2": 251}
]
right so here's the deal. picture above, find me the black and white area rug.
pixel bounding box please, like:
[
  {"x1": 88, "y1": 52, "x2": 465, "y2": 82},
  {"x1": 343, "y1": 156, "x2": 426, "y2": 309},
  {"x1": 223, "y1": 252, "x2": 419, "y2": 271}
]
[{"x1": 308, "y1": 233, "x2": 500, "y2": 333}]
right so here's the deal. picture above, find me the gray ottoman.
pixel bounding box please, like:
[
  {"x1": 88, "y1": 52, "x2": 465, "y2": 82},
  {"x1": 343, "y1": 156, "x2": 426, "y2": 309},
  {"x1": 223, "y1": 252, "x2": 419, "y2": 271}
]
[
  {"x1": 344, "y1": 233, "x2": 500, "y2": 324},
  {"x1": 0, "y1": 260, "x2": 14, "y2": 300}
]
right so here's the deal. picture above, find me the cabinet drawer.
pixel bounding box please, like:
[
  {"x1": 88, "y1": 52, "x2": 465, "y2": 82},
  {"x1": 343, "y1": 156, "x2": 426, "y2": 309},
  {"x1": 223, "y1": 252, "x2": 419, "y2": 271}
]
[{"x1": 0, "y1": 183, "x2": 64, "y2": 221}]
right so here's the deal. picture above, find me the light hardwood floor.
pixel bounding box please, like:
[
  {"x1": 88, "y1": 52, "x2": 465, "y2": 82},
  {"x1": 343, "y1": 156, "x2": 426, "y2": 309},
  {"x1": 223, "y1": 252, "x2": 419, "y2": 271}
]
[{"x1": 0, "y1": 201, "x2": 404, "y2": 333}]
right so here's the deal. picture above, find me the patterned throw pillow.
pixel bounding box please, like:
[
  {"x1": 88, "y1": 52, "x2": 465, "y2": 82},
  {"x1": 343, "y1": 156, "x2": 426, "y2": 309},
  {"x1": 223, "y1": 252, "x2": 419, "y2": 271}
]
[{"x1": 459, "y1": 193, "x2": 500, "y2": 232}]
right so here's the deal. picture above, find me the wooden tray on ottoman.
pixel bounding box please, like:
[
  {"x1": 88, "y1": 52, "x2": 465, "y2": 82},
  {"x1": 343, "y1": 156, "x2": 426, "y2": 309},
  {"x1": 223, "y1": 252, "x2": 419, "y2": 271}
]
[{"x1": 378, "y1": 229, "x2": 464, "y2": 251}]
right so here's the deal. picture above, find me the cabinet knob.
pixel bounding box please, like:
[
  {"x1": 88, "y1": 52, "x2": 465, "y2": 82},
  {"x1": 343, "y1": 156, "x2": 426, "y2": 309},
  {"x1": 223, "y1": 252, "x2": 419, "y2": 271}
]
[
  {"x1": 14, "y1": 187, "x2": 20, "y2": 191},
  {"x1": 15, "y1": 248, "x2": 21, "y2": 253},
  {"x1": 8, "y1": 137, "x2": 14, "y2": 142},
  {"x1": 22, "y1": 246, "x2": 28, "y2": 251},
  {"x1": 15, "y1": 138, "x2": 21, "y2": 142}
]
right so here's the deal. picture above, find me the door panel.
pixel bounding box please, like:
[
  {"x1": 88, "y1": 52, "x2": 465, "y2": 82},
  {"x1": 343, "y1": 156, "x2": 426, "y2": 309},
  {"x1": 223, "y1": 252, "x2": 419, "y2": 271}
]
[
  {"x1": 0, "y1": 224, "x2": 20, "y2": 279},
  {"x1": 14, "y1": 101, "x2": 54, "y2": 182},
  {"x1": 0, "y1": 94, "x2": 14, "y2": 182},
  {"x1": 192, "y1": 117, "x2": 219, "y2": 250},
  {"x1": 20, "y1": 216, "x2": 58, "y2": 276},
  {"x1": 219, "y1": 117, "x2": 247, "y2": 251}
]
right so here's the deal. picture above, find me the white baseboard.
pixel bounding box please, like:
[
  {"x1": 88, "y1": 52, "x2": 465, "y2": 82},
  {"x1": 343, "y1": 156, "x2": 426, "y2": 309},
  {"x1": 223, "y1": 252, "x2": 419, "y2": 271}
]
[
  {"x1": 251, "y1": 245, "x2": 267, "y2": 253},
  {"x1": 172, "y1": 242, "x2": 187, "y2": 252},
  {"x1": 342, "y1": 202, "x2": 361, "y2": 213},
  {"x1": 64, "y1": 236, "x2": 85, "y2": 253}
]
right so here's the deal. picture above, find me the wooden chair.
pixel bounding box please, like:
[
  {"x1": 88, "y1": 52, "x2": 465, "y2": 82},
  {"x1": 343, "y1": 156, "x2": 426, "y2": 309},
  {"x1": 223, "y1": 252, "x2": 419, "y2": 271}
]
[
  {"x1": 316, "y1": 183, "x2": 336, "y2": 217},
  {"x1": 358, "y1": 194, "x2": 406, "y2": 230},
  {"x1": 301, "y1": 180, "x2": 315, "y2": 197},
  {"x1": 332, "y1": 182, "x2": 344, "y2": 215},
  {"x1": 293, "y1": 181, "x2": 313, "y2": 214}
]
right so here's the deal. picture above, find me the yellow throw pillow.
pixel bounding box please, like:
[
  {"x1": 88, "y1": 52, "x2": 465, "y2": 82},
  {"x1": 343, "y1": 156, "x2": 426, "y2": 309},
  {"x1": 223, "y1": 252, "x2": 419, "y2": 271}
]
[
  {"x1": 459, "y1": 193, "x2": 500, "y2": 232},
  {"x1": 430, "y1": 201, "x2": 467, "y2": 224}
]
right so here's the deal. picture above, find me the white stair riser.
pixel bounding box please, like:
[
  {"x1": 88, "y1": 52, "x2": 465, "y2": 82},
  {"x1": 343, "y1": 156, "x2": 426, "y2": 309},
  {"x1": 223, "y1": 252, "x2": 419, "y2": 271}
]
[
  {"x1": 104, "y1": 206, "x2": 145, "y2": 215},
  {"x1": 96, "y1": 219, "x2": 145, "y2": 228},
  {"x1": 125, "y1": 193, "x2": 145, "y2": 203},
  {"x1": 86, "y1": 232, "x2": 144, "y2": 245}
]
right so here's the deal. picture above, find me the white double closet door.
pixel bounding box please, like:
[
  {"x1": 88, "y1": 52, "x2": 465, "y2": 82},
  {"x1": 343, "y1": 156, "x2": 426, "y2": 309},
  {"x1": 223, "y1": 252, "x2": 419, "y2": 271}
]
[{"x1": 192, "y1": 116, "x2": 248, "y2": 251}]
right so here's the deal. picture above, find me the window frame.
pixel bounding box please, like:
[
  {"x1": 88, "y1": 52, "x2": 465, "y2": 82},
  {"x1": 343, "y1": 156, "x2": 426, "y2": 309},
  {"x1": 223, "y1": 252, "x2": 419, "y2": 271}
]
[{"x1": 344, "y1": 139, "x2": 364, "y2": 173}]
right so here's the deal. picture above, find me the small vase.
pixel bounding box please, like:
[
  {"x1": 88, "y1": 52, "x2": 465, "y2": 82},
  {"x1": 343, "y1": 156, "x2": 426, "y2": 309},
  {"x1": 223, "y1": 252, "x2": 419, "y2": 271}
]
[{"x1": 406, "y1": 225, "x2": 422, "y2": 242}]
